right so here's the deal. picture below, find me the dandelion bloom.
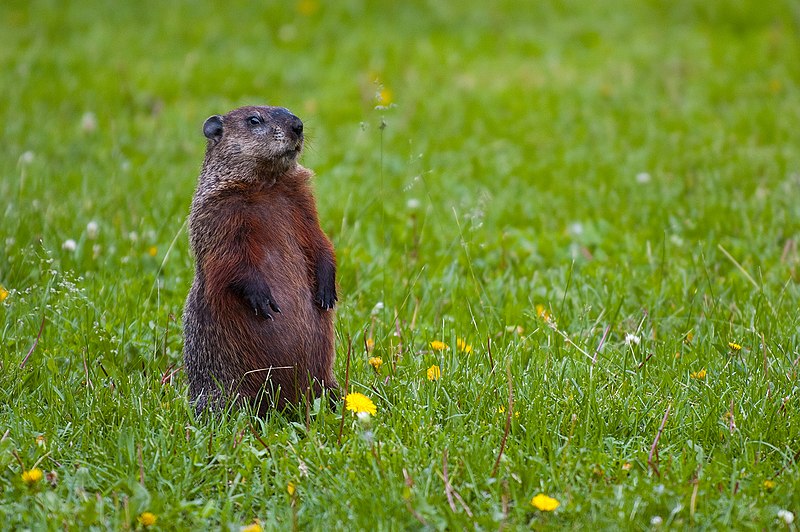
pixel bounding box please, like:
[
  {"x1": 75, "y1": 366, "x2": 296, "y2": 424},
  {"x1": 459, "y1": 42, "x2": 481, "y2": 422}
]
[
  {"x1": 241, "y1": 521, "x2": 263, "y2": 532},
  {"x1": 690, "y1": 368, "x2": 706, "y2": 380},
  {"x1": 365, "y1": 338, "x2": 375, "y2": 352},
  {"x1": 368, "y1": 357, "x2": 383, "y2": 371},
  {"x1": 287, "y1": 482, "x2": 296, "y2": 496},
  {"x1": 148, "y1": 246, "x2": 158, "y2": 257},
  {"x1": 376, "y1": 88, "x2": 393, "y2": 106},
  {"x1": 297, "y1": 0, "x2": 318, "y2": 16},
  {"x1": 345, "y1": 392, "x2": 377, "y2": 415},
  {"x1": 138, "y1": 512, "x2": 157, "y2": 527},
  {"x1": 535, "y1": 304, "x2": 552, "y2": 322},
  {"x1": 0, "y1": 285, "x2": 8, "y2": 302},
  {"x1": 728, "y1": 342, "x2": 742, "y2": 351},
  {"x1": 429, "y1": 340, "x2": 449, "y2": 351},
  {"x1": 456, "y1": 338, "x2": 473, "y2": 354},
  {"x1": 763, "y1": 479, "x2": 776, "y2": 491},
  {"x1": 427, "y1": 365, "x2": 441, "y2": 381},
  {"x1": 531, "y1": 493, "x2": 560, "y2": 512},
  {"x1": 21, "y1": 468, "x2": 43, "y2": 486}
]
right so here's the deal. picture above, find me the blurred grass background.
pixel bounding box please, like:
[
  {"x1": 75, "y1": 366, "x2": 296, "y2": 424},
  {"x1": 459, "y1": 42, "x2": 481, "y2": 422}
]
[{"x1": 2, "y1": 0, "x2": 800, "y2": 528}]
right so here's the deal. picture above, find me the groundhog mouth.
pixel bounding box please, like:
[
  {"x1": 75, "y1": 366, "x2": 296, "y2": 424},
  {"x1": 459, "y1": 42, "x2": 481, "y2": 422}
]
[{"x1": 285, "y1": 140, "x2": 303, "y2": 157}]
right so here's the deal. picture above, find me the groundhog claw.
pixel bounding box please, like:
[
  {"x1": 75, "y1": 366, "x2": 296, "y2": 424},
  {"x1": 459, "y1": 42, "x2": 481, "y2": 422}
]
[
  {"x1": 315, "y1": 287, "x2": 337, "y2": 311},
  {"x1": 245, "y1": 292, "x2": 281, "y2": 320}
]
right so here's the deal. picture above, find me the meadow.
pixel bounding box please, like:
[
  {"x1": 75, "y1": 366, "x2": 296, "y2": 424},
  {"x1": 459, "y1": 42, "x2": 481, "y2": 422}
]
[{"x1": 2, "y1": 0, "x2": 800, "y2": 529}]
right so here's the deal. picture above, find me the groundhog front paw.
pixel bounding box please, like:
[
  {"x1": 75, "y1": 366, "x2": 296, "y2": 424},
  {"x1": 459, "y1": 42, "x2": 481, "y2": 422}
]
[
  {"x1": 230, "y1": 278, "x2": 282, "y2": 320},
  {"x1": 244, "y1": 291, "x2": 282, "y2": 320},
  {"x1": 315, "y1": 285, "x2": 337, "y2": 311}
]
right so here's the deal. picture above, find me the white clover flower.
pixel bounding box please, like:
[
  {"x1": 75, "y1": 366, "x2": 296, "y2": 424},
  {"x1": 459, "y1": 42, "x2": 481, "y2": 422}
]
[
  {"x1": 636, "y1": 172, "x2": 651, "y2": 184},
  {"x1": 86, "y1": 221, "x2": 99, "y2": 239},
  {"x1": 62, "y1": 239, "x2": 77, "y2": 252},
  {"x1": 624, "y1": 333, "x2": 641, "y2": 346},
  {"x1": 778, "y1": 510, "x2": 794, "y2": 524},
  {"x1": 371, "y1": 301, "x2": 384, "y2": 316},
  {"x1": 406, "y1": 198, "x2": 421, "y2": 210},
  {"x1": 20, "y1": 151, "x2": 35, "y2": 164},
  {"x1": 81, "y1": 112, "x2": 97, "y2": 133},
  {"x1": 650, "y1": 516, "x2": 663, "y2": 526},
  {"x1": 278, "y1": 24, "x2": 297, "y2": 42}
]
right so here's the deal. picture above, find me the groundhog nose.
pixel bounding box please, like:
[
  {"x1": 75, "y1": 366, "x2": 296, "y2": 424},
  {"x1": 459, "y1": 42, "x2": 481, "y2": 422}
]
[
  {"x1": 290, "y1": 116, "x2": 303, "y2": 136},
  {"x1": 275, "y1": 108, "x2": 304, "y2": 137}
]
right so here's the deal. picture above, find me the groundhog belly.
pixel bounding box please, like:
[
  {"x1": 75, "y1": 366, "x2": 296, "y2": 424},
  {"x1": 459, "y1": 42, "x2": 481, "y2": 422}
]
[{"x1": 228, "y1": 242, "x2": 333, "y2": 403}]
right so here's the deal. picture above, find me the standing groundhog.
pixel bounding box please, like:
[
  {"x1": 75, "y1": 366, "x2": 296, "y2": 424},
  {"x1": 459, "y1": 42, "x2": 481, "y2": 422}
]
[{"x1": 183, "y1": 105, "x2": 338, "y2": 415}]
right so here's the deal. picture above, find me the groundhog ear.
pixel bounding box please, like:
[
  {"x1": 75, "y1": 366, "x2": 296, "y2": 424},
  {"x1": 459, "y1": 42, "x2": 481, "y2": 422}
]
[{"x1": 203, "y1": 115, "x2": 224, "y2": 141}]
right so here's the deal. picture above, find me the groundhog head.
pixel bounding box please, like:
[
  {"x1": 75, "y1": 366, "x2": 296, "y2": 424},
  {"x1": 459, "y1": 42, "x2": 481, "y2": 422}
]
[{"x1": 202, "y1": 105, "x2": 304, "y2": 176}]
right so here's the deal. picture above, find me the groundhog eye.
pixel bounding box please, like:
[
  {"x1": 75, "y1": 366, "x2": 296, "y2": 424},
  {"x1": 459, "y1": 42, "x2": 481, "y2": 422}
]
[{"x1": 247, "y1": 116, "x2": 262, "y2": 126}]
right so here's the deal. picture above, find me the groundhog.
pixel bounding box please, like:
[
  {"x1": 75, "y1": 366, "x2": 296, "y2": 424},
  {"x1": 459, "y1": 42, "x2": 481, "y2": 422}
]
[{"x1": 183, "y1": 105, "x2": 338, "y2": 415}]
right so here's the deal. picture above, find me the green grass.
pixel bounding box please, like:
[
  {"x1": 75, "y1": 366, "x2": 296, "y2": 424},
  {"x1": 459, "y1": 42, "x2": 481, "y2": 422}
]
[{"x1": 2, "y1": 0, "x2": 800, "y2": 529}]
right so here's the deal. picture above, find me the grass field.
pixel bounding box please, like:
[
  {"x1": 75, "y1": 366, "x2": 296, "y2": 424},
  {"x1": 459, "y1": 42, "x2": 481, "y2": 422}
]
[{"x1": 2, "y1": 0, "x2": 800, "y2": 529}]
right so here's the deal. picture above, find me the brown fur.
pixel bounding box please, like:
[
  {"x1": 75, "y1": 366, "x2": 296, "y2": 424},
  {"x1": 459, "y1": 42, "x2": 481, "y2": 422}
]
[{"x1": 183, "y1": 105, "x2": 337, "y2": 415}]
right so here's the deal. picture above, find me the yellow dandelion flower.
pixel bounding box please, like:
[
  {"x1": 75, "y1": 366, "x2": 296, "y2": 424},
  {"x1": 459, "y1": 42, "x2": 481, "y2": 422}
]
[
  {"x1": 531, "y1": 493, "x2": 560, "y2": 512},
  {"x1": 21, "y1": 468, "x2": 43, "y2": 486},
  {"x1": 368, "y1": 356, "x2": 383, "y2": 371},
  {"x1": 376, "y1": 88, "x2": 393, "y2": 106},
  {"x1": 138, "y1": 512, "x2": 157, "y2": 527},
  {"x1": 621, "y1": 462, "x2": 633, "y2": 471},
  {"x1": 345, "y1": 392, "x2": 377, "y2": 415},
  {"x1": 456, "y1": 338, "x2": 473, "y2": 354},
  {"x1": 685, "y1": 331, "x2": 694, "y2": 343},
  {"x1": 763, "y1": 479, "x2": 776, "y2": 491},
  {"x1": 426, "y1": 364, "x2": 441, "y2": 381},
  {"x1": 148, "y1": 246, "x2": 158, "y2": 257},
  {"x1": 690, "y1": 368, "x2": 706, "y2": 380},
  {"x1": 0, "y1": 285, "x2": 8, "y2": 302},
  {"x1": 241, "y1": 521, "x2": 263, "y2": 532},
  {"x1": 287, "y1": 482, "x2": 296, "y2": 496},
  {"x1": 365, "y1": 338, "x2": 375, "y2": 352},
  {"x1": 429, "y1": 340, "x2": 449, "y2": 351},
  {"x1": 728, "y1": 342, "x2": 742, "y2": 351},
  {"x1": 535, "y1": 304, "x2": 552, "y2": 322},
  {"x1": 296, "y1": 0, "x2": 319, "y2": 16}
]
